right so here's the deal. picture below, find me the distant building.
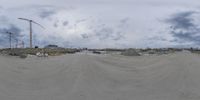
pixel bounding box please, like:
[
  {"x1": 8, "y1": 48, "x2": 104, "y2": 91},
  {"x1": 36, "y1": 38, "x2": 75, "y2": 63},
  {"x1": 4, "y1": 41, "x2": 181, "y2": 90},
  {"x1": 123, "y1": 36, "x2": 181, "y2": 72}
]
[{"x1": 44, "y1": 44, "x2": 59, "y2": 49}]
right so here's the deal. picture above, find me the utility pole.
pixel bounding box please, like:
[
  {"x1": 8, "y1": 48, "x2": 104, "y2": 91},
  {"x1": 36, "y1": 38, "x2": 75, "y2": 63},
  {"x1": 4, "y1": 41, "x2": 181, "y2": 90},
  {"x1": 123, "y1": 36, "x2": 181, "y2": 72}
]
[
  {"x1": 22, "y1": 41, "x2": 24, "y2": 48},
  {"x1": 15, "y1": 39, "x2": 18, "y2": 48},
  {"x1": 18, "y1": 18, "x2": 45, "y2": 48},
  {"x1": 30, "y1": 21, "x2": 32, "y2": 48},
  {"x1": 6, "y1": 32, "x2": 13, "y2": 49}
]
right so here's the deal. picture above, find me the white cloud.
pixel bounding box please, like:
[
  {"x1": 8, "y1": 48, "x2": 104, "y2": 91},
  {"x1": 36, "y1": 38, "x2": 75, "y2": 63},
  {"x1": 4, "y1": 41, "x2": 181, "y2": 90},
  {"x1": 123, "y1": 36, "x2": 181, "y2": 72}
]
[{"x1": 0, "y1": 0, "x2": 200, "y2": 48}]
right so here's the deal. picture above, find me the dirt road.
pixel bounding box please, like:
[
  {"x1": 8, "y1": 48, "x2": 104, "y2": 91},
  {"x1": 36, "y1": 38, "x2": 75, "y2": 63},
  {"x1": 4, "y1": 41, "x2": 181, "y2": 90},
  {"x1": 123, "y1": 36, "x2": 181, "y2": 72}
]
[{"x1": 0, "y1": 52, "x2": 200, "y2": 100}]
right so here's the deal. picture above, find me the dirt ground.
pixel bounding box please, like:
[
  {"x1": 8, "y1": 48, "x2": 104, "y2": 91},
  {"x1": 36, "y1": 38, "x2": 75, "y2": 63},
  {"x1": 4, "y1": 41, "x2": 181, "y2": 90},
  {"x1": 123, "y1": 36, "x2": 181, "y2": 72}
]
[{"x1": 0, "y1": 52, "x2": 200, "y2": 100}]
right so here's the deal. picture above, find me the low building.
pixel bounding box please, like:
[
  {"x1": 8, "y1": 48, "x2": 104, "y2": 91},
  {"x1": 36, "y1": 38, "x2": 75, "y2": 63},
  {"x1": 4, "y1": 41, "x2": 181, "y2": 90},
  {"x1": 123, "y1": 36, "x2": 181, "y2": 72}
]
[{"x1": 44, "y1": 44, "x2": 59, "y2": 49}]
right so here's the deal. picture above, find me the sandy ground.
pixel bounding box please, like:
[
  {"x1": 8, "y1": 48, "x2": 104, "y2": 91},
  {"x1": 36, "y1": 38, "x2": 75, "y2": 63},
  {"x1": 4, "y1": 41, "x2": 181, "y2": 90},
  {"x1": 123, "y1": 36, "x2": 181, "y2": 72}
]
[{"x1": 0, "y1": 52, "x2": 200, "y2": 100}]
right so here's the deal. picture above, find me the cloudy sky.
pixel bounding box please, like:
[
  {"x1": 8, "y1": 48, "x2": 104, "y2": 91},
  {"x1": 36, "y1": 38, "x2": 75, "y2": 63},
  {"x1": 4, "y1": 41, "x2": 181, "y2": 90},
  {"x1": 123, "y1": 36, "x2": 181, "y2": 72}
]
[{"x1": 0, "y1": 0, "x2": 200, "y2": 48}]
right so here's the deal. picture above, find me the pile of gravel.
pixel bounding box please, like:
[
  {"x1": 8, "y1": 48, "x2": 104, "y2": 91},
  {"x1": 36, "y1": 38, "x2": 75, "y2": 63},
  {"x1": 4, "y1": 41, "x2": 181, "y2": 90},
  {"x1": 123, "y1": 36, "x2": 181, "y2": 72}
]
[{"x1": 121, "y1": 49, "x2": 141, "y2": 56}]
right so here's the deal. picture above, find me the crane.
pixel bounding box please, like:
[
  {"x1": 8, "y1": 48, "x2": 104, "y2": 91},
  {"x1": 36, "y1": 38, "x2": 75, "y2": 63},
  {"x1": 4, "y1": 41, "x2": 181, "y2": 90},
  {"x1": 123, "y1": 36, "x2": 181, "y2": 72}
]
[{"x1": 18, "y1": 18, "x2": 45, "y2": 48}]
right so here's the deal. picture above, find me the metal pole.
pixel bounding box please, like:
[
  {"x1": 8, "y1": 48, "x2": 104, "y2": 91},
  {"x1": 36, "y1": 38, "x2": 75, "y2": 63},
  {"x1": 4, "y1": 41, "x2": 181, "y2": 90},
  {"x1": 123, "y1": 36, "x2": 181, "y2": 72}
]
[
  {"x1": 9, "y1": 33, "x2": 11, "y2": 49},
  {"x1": 22, "y1": 41, "x2": 24, "y2": 48},
  {"x1": 30, "y1": 21, "x2": 32, "y2": 48},
  {"x1": 16, "y1": 39, "x2": 18, "y2": 48}
]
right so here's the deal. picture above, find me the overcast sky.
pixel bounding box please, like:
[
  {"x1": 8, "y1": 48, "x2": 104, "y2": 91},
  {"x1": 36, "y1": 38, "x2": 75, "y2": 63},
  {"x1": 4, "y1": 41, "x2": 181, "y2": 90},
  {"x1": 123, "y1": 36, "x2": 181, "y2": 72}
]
[{"x1": 0, "y1": 0, "x2": 200, "y2": 48}]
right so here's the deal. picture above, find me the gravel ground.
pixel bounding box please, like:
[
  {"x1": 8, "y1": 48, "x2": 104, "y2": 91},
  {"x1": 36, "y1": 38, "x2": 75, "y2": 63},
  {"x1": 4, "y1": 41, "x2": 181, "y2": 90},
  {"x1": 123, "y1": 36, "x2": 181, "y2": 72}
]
[{"x1": 0, "y1": 52, "x2": 200, "y2": 100}]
